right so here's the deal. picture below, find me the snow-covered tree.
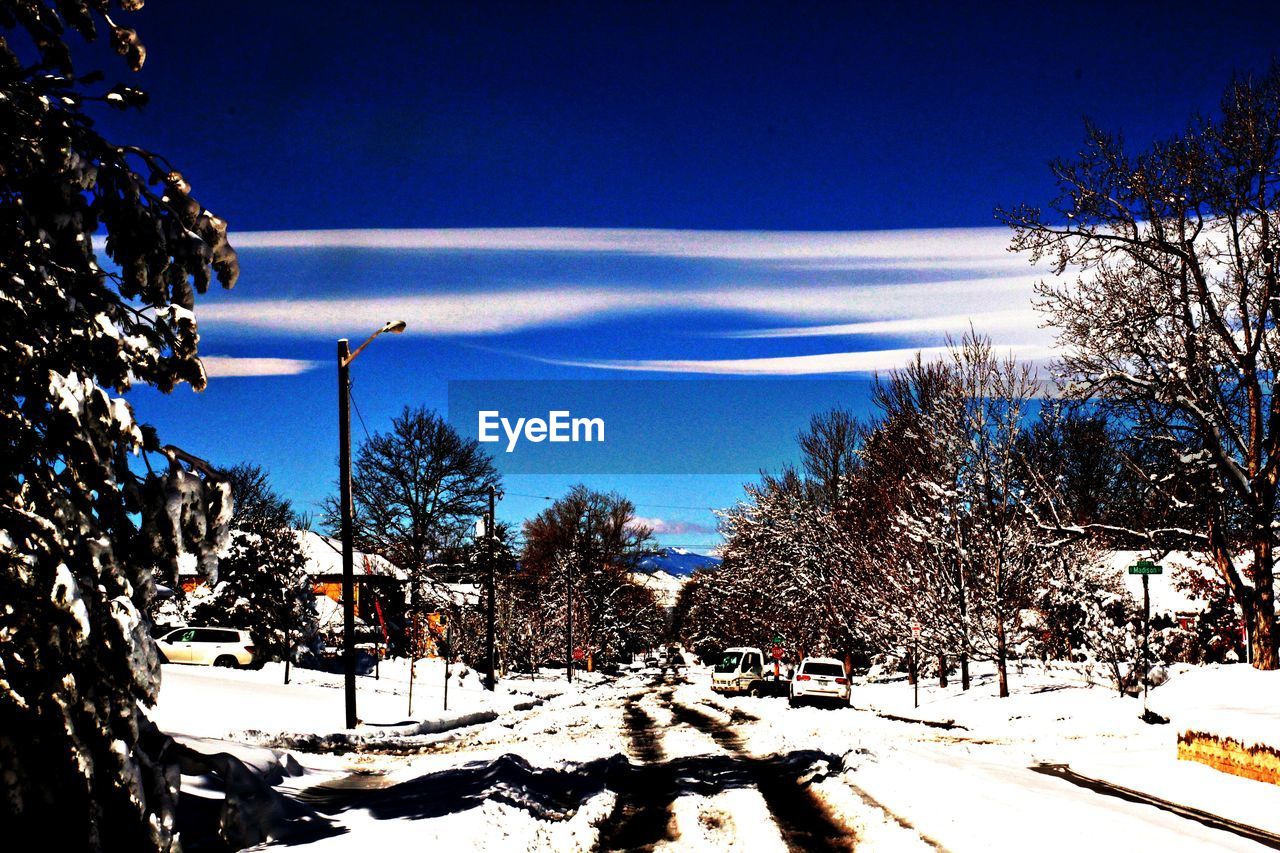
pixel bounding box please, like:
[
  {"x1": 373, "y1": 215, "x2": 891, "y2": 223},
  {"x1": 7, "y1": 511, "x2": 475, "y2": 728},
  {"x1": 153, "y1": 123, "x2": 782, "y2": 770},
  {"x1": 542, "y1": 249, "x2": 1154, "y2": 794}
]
[
  {"x1": 861, "y1": 353, "x2": 973, "y2": 684},
  {"x1": 1001, "y1": 67, "x2": 1280, "y2": 669},
  {"x1": 712, "y1": 469, "x2": 864, "y2": 658},
  {"x1": 0, "y1": 6, "x2": 238, "y2": 848},
  {"x1": 1038, "y1": 556, "x2": 1169, "y2": 695},
  {"x1": 184, "y1": 464, "x2": 318, "y2": 663},
  {"x1": 519, "y1": 485, "x2": 662, "y2": 666}
]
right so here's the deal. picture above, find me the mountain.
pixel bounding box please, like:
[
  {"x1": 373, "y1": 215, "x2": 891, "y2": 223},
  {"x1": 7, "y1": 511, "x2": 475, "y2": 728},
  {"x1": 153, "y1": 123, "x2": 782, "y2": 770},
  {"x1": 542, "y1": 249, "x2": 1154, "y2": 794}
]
[{"x1": 635, "y1": 547, "x2": 721, "y2": 577}]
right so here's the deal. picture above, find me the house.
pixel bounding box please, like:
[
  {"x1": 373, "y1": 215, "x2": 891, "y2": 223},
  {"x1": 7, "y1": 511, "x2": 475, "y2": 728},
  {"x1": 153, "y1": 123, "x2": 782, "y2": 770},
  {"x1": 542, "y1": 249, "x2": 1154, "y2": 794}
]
[{"x1": 177, "y1": 528, "x2": 409, "y2": 620}]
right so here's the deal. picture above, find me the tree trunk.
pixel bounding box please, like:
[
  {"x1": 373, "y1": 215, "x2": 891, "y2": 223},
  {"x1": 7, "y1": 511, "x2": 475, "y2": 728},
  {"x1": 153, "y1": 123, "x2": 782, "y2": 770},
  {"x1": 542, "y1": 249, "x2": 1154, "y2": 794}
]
[
  {"x1": 996, "y1": 620, "x2": 1009, "y2": 698},
  {"x1": 938, "y1": 653, "x2": 948, "y2": 687},
  {"x1": 1253, "y1": 536, "x2": 1279, "y2": 669},
  {"x1": 960, "y1": 654, "x2": 970, "y2": 691},
  {"x1": 1208, "y1": 514, "x2": 1277, "y2": 669}
]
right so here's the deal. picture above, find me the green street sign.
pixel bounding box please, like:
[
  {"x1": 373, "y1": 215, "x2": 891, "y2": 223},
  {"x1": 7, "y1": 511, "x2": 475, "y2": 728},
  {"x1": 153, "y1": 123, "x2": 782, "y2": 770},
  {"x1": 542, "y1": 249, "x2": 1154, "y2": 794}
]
[
  {"x1": 770, "y1": 635, "x2": 785, "y2": 645},
  {"x1": 1128, "y1": 560, "x2": 1163, "y2": 575}
]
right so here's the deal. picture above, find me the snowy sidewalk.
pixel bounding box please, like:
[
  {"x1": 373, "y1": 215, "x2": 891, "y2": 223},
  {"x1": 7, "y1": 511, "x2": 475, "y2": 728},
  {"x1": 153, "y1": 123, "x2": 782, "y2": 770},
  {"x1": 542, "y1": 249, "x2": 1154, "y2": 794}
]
[{"x1": 150, "y1": 659, "x2": 569, "y2": 746}]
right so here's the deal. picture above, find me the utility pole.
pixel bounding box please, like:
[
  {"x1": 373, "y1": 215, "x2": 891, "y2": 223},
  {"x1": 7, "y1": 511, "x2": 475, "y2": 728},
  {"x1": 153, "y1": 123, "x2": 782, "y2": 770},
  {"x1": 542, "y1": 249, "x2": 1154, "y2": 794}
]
[
  {"x1": 407, "y1": 616, "x2": 416, "y2": 717},
  {"x1": 337, "y1": 320, "x2": 406, "y2": 730},
  {"x1": 567, "y1": 512, "x2": 586, "y2": 683},
  {"x1": 338, "y1": 338, "x2": 357, "y2": 729},
  {"x1": 485, "y1": 484, "x2": 497, "y2": 691},
  {"x1": 443, "y1": 618, "x2": 452, "y2": 711},
  {"x1": 566, "y1": 548, "x2": 575, "y2": 684},
  {"x1": 283, "y1": 593, "x2": 292, "y2": 685}
]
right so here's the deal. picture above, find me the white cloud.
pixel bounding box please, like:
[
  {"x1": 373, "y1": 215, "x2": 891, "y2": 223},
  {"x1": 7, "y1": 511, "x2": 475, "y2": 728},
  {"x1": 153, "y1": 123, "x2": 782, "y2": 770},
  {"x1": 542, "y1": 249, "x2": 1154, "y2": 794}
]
[
  {"x1": 196, "y1": 290, "x2": 654, "y2": 336},
  {"x1": 226, "y1": 226, "x2": 1023, "y2": 265},
  {"x1": 720, "y1": 308, "x2": 1044, "y2": 339},
  {"x1": 534, "y1": 344, "x2": 1055, "y2": 376},
  {"x1": 196, "y1": 275, "x2": 1044, "y2": 337},
  {"x1": 630, "y1": 515, "x2": 717, "y2": 536},
  {"x1": 200, "y1": 355, "x2": 321, "y2": 377}
]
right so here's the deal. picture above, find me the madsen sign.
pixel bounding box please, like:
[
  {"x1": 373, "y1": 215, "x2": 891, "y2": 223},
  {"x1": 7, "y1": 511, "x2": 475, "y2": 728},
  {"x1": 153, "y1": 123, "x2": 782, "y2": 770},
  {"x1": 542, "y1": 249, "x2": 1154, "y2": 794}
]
[{"x1": 478, "y1": 410, "x2": 605, "y2": 453}]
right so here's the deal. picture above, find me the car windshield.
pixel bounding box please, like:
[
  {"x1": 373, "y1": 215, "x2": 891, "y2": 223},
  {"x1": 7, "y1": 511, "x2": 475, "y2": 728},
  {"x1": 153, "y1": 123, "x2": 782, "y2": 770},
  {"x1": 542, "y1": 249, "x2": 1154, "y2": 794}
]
[
  {"x1": 802, "y1": 662, "x2": 845, "y2": 678},
  {"x1": 714, "y1": 652, "x2": 743, "y2": 673}
]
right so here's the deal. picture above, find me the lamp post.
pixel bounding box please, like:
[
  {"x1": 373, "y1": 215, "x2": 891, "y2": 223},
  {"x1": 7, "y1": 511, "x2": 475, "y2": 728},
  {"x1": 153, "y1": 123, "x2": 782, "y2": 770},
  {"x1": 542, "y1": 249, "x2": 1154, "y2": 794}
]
[{"x1": 339, "y1": 320, "x2": 406, "y2": 729}]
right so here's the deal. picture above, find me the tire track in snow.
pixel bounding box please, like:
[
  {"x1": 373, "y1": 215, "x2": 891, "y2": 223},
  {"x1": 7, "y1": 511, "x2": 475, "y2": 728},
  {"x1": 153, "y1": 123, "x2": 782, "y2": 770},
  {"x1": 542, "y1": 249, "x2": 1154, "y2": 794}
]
[
  {"x1": 668, "y1": 700, "x2": 856, "y2": 852},
  {"x1": 594, "y1": 695, "x2": 679, "y2": 851},
  {"x1": 839, "y1": 781, "x2": 949, "y2": 851}
]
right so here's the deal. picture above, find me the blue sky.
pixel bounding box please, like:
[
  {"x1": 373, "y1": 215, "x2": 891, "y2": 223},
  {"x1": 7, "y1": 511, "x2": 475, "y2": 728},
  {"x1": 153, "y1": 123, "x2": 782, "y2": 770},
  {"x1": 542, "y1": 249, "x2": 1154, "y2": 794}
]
[{"x1": 103, "y1": 3, "x2": 1280, "y2": 550}]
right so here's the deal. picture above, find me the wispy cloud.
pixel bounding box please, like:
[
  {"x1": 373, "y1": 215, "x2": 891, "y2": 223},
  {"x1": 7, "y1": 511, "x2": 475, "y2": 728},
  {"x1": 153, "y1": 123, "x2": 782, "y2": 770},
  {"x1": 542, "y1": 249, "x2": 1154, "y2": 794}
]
[
  {"x1": 200, "y1": 355, "x2": 321, "y2": 377},
  {"x1": 197, "y1": 291, "x2": 649, "y2": 336},
  {"x1": 197, "y1": 276, "x2": 1044, "y2": 338},
  {"x1": 720, "y1": 308, "x2": 1043, "y2": 339},
  {"x1": 227, "y1": 226, "x2": 1024, "y2": 265},
  {"x1": 533, "y1": 344, "x2": 1054, "y2": 376},
  {"x1": 187, "y1": 228, "x2": 1058, "y2": 379},
  {"x1": 630, "y1": 515, "x2": 717, "y2": 535}
]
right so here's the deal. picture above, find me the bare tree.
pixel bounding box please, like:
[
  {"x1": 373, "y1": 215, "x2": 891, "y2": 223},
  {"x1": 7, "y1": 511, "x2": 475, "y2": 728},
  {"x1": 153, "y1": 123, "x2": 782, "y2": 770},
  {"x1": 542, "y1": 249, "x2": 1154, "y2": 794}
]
[
  {"x1": 520, "y1": 485, "x2": 660, "y2": 665},
  {"x1": 799, "y1": 408, "x2": 862, "y2": 509},
  {"x1": 322, "y1": 406, "x2": 501, "y2": 623},
  {"x1": 1001, "y1": 68, "x2": 1280, "y2": 669}
]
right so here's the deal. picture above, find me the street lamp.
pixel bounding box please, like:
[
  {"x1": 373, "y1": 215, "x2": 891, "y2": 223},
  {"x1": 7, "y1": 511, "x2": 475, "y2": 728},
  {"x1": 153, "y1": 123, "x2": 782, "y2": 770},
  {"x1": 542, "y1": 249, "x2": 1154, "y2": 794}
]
[{"x1": 339, "y1": 319, "x2": 406, "y2": 729}]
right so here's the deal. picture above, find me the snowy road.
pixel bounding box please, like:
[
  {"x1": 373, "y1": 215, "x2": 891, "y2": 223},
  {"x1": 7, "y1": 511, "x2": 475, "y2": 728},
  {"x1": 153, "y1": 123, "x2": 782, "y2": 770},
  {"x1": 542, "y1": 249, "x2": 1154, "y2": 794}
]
[{"x1": 244, "y1": 668, "x2": 1280, "y2": 852}]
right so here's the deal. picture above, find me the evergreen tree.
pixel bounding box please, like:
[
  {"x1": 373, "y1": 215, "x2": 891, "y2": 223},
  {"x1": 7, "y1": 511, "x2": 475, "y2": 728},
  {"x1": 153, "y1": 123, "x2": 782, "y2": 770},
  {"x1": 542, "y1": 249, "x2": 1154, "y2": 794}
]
[
  {"x1": 0, "y1": 4, "x2": 238, "y2": 849},
  {"x1": 186, "y1": 464, "x2": 318, "y2": 663}
]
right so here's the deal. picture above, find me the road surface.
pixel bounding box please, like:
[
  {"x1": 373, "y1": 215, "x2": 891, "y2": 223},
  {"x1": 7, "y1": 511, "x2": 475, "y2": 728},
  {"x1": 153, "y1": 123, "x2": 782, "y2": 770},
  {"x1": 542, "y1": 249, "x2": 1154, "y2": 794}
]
[{"x1": 270, "y1": 668, "x2": 1278, "y2": 851}]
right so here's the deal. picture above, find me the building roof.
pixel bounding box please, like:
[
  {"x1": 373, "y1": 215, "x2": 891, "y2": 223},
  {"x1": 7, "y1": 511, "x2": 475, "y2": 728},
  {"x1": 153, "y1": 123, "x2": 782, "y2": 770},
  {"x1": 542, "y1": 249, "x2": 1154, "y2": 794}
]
[
  {"x1": 294, "y1": 529, "x2": 407, "y2": 581},
  {"x1": 177, "y1": 528, "x2": 408, "y2": 582}
]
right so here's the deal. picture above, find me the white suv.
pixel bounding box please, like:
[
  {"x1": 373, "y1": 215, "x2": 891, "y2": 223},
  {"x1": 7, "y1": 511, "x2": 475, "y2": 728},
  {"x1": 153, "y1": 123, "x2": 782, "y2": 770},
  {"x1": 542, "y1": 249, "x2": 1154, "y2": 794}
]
[
  {"x1": 789, "y1": 656, "x2": 850, "y2": 707},
  {"x1": 157, "y1": 627, "x2": 255, "y2": 668}
]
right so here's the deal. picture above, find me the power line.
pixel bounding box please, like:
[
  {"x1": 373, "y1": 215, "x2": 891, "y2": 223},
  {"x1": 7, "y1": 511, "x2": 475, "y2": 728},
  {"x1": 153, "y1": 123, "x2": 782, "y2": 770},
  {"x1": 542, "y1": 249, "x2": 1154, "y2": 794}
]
[
  {"x1": 348, "y1": 382, "x2": 373, "y2": 443},
  {"x1": 502, "y1": 490, "x2": 719, "y2": 512}
]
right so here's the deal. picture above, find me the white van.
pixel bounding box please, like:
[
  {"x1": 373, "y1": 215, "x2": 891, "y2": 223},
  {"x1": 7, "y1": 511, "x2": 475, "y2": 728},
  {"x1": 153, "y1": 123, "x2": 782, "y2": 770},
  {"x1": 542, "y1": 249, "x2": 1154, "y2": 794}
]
[
  {"x1": 157, "y1": 626, "x2": 255, "y2": 668},
  {"x1": 711, "y1": 646, "x2": 767, "y2": 695}
]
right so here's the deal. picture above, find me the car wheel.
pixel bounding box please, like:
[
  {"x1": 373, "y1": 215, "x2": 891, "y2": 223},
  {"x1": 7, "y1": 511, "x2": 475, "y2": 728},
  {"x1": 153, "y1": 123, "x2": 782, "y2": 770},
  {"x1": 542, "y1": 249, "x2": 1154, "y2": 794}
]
[
  {"x1": 214, "y1": 655, "x2": 238, "y2": 668},
  {"x1": 748, "y1": 684, "x2": 762, "y2": 698}
]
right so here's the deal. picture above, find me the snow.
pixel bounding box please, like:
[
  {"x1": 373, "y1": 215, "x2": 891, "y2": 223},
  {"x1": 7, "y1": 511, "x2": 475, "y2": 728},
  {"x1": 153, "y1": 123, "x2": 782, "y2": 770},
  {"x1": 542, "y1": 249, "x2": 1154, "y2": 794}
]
[
  {"x1": 151, "y1": 658, "x2": 555, "y2": 742},
  {"x1": 293, "y1": 529, "x2": 406, "y2": 580},
  {"x1": 1099, "y1": 549, "x2": 1228, "y2": 614},
  {"x1": 629, "y1": 569, "x2": 685, "y2": 609},
  {"x1": 149, "y1": 661, "x2": 1280, "y2": 851},
  {"x1": 51, "y1": 562, "x2": 90, "y2": 639},
  {"x1": 1149, "y1": 663, "x2": 1280, "y2": 750}
]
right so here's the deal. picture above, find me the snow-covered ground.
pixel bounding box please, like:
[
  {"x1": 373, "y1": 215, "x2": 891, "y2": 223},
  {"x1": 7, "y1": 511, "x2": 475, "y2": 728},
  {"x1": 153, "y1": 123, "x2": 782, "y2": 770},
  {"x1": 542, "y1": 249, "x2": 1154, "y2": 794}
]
[
  {"x1": 155, "y1": 660, "x2": 1280, "y2": 851},
  {"x1": 151, "y1": 658, "x2": 562, "y2": 738}
]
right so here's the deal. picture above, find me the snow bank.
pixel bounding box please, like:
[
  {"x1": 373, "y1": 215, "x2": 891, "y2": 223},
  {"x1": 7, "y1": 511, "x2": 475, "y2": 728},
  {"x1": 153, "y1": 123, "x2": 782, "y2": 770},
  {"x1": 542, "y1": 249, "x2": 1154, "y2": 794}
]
[
  {"x1": 153, "y1": 659, "x2": 562, "y2": 748},
  {"x1": 1150, "y1": 663, "x2": 1280, "y2": 750}
]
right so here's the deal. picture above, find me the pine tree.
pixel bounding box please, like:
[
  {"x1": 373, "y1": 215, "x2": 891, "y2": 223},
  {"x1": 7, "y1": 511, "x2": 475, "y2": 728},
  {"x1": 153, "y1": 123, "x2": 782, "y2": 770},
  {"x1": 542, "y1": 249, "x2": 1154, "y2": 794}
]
[
  {"x1": 186, "y1": 464, "x2": 318, "y2": 663},
  {"x1": 0, "y1": 6, "x2": 238, "y2": 849}
]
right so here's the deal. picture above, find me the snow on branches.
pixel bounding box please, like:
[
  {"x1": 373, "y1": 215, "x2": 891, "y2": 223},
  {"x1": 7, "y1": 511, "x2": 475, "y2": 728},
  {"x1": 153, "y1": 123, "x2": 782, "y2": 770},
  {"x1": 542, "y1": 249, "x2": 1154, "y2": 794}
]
[{"x1": 0, "y1": 5, "x2": 239, "y2": 849}]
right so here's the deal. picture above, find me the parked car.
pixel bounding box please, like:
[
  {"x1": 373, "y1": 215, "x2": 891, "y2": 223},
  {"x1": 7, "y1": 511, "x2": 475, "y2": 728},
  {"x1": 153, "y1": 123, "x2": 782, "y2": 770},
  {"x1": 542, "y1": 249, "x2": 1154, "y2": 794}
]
[
  {"x1": 156, "y1": 626, "x2": 255, "y2": 668},
  {"x1": 789, "y1": 656, "x2": 850, "y2": 707}
]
